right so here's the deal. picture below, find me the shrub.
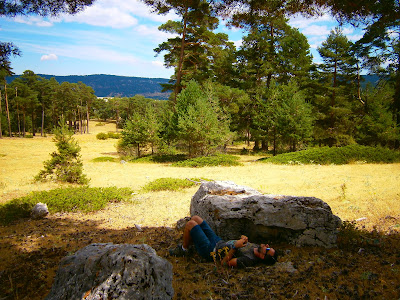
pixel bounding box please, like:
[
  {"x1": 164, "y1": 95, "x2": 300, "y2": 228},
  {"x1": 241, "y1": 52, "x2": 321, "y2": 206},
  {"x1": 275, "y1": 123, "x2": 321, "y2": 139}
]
[
  {"x1": 107, "y1": 132, "x2": 121, "y2": 139},
  {"x1": 259, "y1": 145, "x2": 400, "y2": 165},
  {"x1": 96, "y1": 132, "x2": 108, "y2": 140},
  {"x1": 91, "y1": 156, "x2": 118, "y2": 162},
  {"x1": 0, "y1": 186, "x2": 134, "y2": 225},
  {"x1": 172, "y1": 154, "x2": 242, "y2": 168},
  {"x1": 141, "y1": 177, "x2": 210, "y2": 192},
  {"x1": 35, "y1": 121, "x2": 89, "y2": 184},
  {"x1": 129, "y1": 154, "x2": 187, "y2": 164}
]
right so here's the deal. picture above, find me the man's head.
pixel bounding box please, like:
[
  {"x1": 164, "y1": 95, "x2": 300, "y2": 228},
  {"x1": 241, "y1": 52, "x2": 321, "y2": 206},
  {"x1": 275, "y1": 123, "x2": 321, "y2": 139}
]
[{"x1": 255, "y1": 244, "x2": 278, "y2": 265}]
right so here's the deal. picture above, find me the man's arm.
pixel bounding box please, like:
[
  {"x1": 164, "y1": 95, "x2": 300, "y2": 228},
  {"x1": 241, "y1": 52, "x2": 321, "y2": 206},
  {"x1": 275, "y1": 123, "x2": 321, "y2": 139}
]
[{"x1": 221, "y1": 236, "x2": 248, "y2": 268}]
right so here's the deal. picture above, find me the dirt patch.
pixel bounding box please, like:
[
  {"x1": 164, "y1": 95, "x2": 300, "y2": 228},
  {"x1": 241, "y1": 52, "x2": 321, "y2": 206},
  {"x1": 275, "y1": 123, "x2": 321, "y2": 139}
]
[{"x1": 1, "y1": 203, "x2": 400, "y2": 299}]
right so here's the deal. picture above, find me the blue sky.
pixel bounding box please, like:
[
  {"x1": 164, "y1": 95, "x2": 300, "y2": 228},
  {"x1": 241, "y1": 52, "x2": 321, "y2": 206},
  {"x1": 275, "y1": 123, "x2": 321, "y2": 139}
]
[{"x1": 0, "y1": 0, "x2": 364, "y2": 79}]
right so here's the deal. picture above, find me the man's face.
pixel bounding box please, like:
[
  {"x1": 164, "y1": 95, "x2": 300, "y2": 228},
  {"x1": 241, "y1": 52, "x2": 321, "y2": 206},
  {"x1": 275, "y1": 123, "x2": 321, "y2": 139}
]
[{"x1": 258, "y1": 244, "x2": 275, "y2": 259}]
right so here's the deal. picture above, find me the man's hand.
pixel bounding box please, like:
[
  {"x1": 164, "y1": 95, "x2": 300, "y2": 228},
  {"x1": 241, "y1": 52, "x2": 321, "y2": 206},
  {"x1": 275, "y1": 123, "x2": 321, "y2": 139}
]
[{"x1": 234, "y1": 235, "x2": 248, "y2": 249}]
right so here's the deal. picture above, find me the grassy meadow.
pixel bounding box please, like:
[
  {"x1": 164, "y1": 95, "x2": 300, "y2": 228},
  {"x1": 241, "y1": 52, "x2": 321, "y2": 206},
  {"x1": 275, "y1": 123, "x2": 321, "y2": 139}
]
[{"x1": 1, "y1": 121, "x2": 399, "y2": 229}]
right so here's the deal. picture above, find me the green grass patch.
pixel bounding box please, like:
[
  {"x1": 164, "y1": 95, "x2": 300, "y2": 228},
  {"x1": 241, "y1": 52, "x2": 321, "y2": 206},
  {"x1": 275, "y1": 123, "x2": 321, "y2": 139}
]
[
  {"x1": 0, "y1": 186, "x2": 134, "y2": 225},
  {"x1": 141, "y1": 177, "x2": 211, "y2": 192},
  {"x1": 107, "y1": 132, "x2": 121, "y2": 139},
  {"x1": 96, "y1": 132, "x2": 121, "y2": 140},
  {"x1": 91, "y1": 156, "x2": 118, "y2": 162},
  {"x1": 96, "y1": 132, "x2": 108, "y2": 140},
  {"x1": 172, "y1": 154, "x2": 242, "y2": 168},
  {"x1": 128, "y1": 154, "x2": 187, "y2": 164},
  {"x1": 259, "y1": 145, "x2": 400, "y2": 165}
]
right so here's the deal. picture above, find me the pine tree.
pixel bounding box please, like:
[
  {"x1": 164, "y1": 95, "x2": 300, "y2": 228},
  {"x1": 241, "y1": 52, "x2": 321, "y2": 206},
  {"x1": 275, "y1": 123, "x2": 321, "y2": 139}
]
[
  {"x1": 315, "y1": 28, "x2": 359, "y2": 146},
  {"x1": 175, "y1": 80, "x2": 230, "y2": 157},
  {"x1": 35, "y1": 120, "x2": 89, "y2": 184}
]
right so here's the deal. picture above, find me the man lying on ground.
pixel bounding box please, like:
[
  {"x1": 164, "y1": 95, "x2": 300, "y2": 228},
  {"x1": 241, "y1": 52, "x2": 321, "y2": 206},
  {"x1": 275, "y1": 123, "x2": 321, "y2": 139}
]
[{"x1": 169, "y1": 215, "x2": 278, "y2": 268}]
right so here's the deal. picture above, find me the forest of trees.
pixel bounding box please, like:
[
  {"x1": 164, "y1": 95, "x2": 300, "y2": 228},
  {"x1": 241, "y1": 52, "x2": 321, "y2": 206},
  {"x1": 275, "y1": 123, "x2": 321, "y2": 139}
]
[
  {"x1": 0, "y1": 0, "x2": 399, "y2": 157},
  {"x1": 7, "y1": 74, "x2": 172, "y2": 99}
]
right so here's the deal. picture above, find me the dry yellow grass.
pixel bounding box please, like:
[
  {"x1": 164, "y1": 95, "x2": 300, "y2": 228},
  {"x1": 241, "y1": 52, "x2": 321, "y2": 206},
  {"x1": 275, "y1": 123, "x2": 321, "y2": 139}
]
[{"x1": 1, "y1": 121, "x2": 399, "y2": 230}]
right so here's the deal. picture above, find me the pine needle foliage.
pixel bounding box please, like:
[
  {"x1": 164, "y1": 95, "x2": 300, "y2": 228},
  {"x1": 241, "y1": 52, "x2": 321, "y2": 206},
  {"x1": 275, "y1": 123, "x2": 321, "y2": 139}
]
[{"x1": 35, "y1": 121, "x2": 89, "y2": 184}]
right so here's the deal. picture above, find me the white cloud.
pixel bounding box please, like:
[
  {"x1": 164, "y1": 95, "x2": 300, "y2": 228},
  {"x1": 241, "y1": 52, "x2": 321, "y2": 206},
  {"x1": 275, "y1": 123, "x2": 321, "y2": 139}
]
[
  {"x1": 302, "y1": 25, "x2": 331, "y2": 36},
  {"x1": 289, "y1": 13, "x2": 334, "y2": 30},
  {"x1": 13, "y1": 16, "x2": 53, "y2": 27},
  {"x1": 59, "y1": 0, "x2": 178, "y2": 28},
  {"x1": 135, "y1": 24, "x2": 176, "y2": 42},
  {"x1": 41, "y1": 54, "x2": 58, "y2": 61},
  {"x1": 151, "y1": 60, "x2": 164, "y2": 67},
  {"x1": 28, "y1": 42, "x2": 138, "y2": 65},
  {"x1": 348, "y1": 34, "x2": 364, "y2": 41},
  {"x1": 62, "y1": 5, "x2": 138, "y2": 28},
  {"x1": 233, "y1": 39, "x2": 242, "y2": 48}
]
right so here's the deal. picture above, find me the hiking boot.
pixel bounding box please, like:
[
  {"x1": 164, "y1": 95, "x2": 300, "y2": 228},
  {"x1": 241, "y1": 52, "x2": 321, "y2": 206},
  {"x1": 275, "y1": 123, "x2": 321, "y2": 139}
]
[{"x1": 169, "y1": 244, "x2": 188, "y2": 257}]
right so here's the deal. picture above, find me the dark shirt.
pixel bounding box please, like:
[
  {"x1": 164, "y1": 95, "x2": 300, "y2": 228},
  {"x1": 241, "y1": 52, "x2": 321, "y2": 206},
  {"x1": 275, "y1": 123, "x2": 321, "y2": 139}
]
[{"x1": 215, "y1": 241, "x2": 262, "y2": 268}]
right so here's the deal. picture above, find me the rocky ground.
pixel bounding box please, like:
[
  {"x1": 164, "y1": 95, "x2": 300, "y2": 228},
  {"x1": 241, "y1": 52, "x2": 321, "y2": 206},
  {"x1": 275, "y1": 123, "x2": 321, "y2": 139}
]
[{"x1": 0, "y1": 205, "x2": 399, "y2": 300}]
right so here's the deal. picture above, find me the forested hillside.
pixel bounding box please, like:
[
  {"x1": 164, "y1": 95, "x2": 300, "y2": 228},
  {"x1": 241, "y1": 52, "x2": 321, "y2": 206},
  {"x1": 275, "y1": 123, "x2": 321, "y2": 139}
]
[
  {"x1": 7, "y1": 74, "x2": 171, "y2": 99},
  {"x1": 1, "y1": 0, "x2": 399, "y2": 155}
]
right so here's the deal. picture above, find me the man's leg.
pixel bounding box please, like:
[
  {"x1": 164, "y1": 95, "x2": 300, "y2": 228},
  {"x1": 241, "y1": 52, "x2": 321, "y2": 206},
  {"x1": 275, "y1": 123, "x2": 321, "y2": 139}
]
[
  {"x1": 185, "y1": 216, "x2": 221, "y2": 260},
  {"x1": 183, "y1": 215, "x2": 203, "y2": 249}
]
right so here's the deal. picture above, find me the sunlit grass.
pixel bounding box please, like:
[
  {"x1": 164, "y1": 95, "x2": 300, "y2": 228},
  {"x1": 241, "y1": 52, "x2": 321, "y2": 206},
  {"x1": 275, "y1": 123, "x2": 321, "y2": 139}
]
[{"x1": 0, "y1": 121, "x2": 399, "y2": 228}]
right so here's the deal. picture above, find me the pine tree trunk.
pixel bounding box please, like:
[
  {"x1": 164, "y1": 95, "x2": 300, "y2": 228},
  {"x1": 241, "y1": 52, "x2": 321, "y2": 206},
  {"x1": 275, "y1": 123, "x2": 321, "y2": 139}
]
[
  {"x1": 174, "y1": 3, "x2": 188, "y2": 104},
  {"x1": 32, "y1": 110, "x2": 35, "y2": 136},
  {"x1": 394, "y1": 61, "x2": 400, "y2": 149},
  {"x1": 22, "y1": 111, "x2": 26, "y2": 137},
  {"x1": 4, "y1": 82, "x2": 11, "y2": 137},
  {"x1": 16, "y1": 88, "x2": 21, "y2": 137},
  {"x1": 86, "y1": 104, "x2": 90, "y2": 134},
  {"x1": 41, "y1": 104, "x2": 45, "y2": 136},
  {"x1": 0, "y1": 90, "x2": 3, "y2": 138}
]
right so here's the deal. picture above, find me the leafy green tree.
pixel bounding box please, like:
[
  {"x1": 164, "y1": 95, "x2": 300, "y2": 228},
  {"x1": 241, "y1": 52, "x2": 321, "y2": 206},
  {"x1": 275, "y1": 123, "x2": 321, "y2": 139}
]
[
  {"x1": 36, "y1": 77, "x2": 59, "y2": 136},
  {"x1": 315, "y1": 28, "x2": 359, "y2": 146},
  {"x1": 92, "y1": 98, "x2": 113, "y2": 121},
  {"x1": 120, "y1": 113, "x2": 150, "y2": 157},
  {"x1": 9, "y1": 78, "x2": 39, "y2": 136},
  {"x1": 264, "y1": 81, "x2": 314, "y2": 154},
  {"x1": 35, "y1": 119, "x2": 89, "y2": 184},
  {"x1": 355, "y1": 82, "x2": 398, "y2": 147},
  {"x1": 0, "y1": 43, "x2": 20, "y2": 137},
  {"x1": 150, "y1": 0, "x2": 235, "y2": 100},
  {"x1": 143, "y1": 0, "x2": 206, "y2": 99},
  {"x1": 76, "y1": 81, "x2": 96, "y2": 134},
  {"x1": 0, "y1": 0, "x2": 95, "y2": 16},
  {"x1": 175, "y1": 80, "x2": 230, "y2": 157}
]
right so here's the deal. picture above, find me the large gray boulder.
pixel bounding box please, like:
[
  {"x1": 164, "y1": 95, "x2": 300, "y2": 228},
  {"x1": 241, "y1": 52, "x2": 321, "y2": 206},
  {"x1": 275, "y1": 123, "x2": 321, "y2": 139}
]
[
  {"x1": 190, "y1": 181, "x2": 342, "y2": 248},
  {"x1": 46, "y1": 243, "x2": 174, "y2": 300}
]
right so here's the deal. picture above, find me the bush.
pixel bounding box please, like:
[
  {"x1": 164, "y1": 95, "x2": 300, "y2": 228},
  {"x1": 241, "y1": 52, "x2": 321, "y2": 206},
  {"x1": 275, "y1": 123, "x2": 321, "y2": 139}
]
[
  {"x1": 172, "y1": 154, "x2": 242, "y2": 168},
  {"x1": 259, "y1": 145, "x2": 400, "y2": 165},
  {"x1": 91, "y1": 156, "x2": 118, "y2": 162},
  {"x1": 96, "y1": 132, "x2": 108, "y2": 140},
  {"x1": 141, "y1": 177, "x2": 210, "y2": 192},
  {"x1": 0, "y1": 186, "x2": 134, "y2": 225},
  {"x1": 35, "y1": 121, "x2": 89, "y2": 184},
  {"x1": 129, "y1": 154, "x2": 187, "y2": 164},
  {"x1": 107, "y1": 132, "x2": 121, "y2": 139}
]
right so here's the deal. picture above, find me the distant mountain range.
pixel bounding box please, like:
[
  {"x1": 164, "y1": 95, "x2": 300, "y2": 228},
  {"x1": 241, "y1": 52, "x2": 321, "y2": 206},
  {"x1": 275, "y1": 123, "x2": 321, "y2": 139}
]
[
  {"x1": 8, "y1": 74, "x2": 172, "y2": 100},
  {"x1": 8, "y1": 74, "x2": 381, "y2": 100}
]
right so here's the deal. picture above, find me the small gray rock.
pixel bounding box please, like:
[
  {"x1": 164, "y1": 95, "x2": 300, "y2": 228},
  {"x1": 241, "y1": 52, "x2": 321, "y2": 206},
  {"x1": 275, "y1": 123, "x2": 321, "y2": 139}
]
[{"x1": 31, "y1": 202, "x2": 49, "y2": 219}]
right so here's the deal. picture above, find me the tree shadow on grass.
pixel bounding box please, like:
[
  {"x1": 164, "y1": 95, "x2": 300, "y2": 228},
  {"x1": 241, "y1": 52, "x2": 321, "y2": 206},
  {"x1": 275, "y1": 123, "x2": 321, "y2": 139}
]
[
  {"x1": 1, "y1": 216, "x2": 400, "y2": 300},
  {"x1": 0, "y1": 216, "x2": 180, "y2": 300}
]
